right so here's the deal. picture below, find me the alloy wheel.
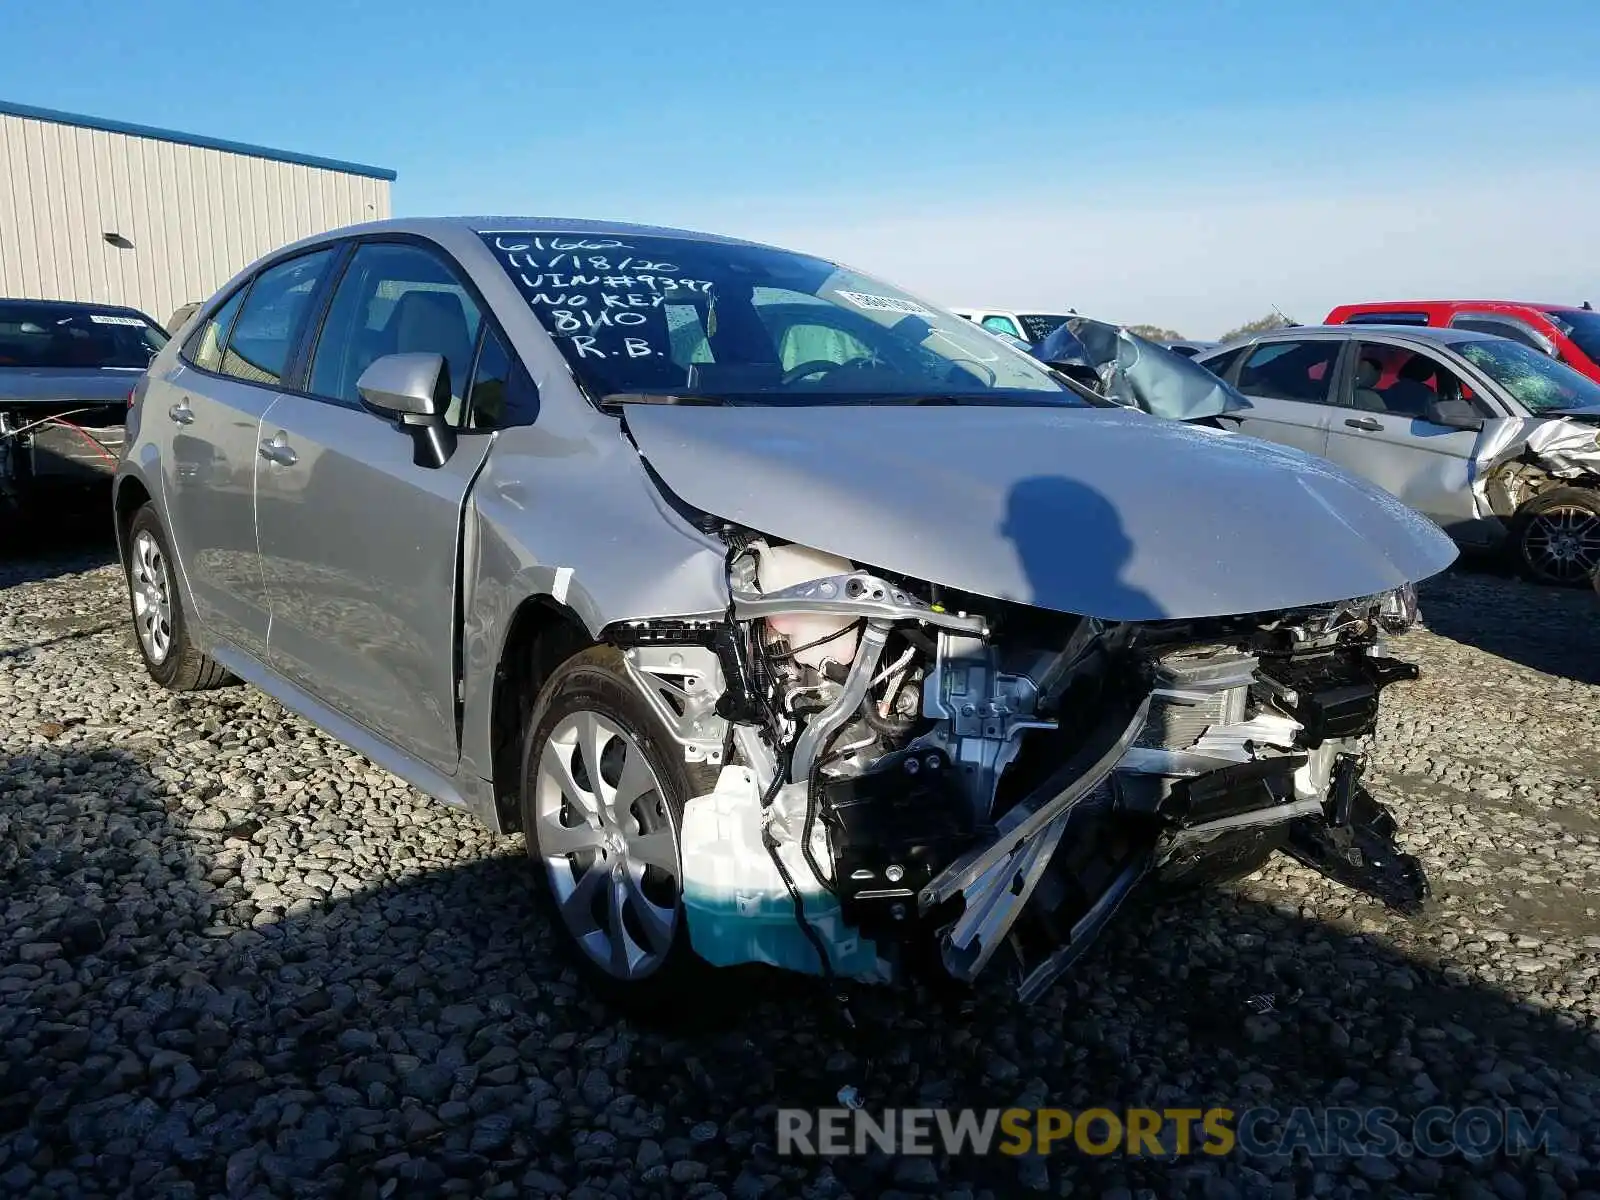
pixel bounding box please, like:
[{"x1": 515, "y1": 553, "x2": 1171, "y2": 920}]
[
  {"x1": 533, "y1": 710, "x2": 681, "y2": 980},
  {"x1": 1523, "y1": 505, "x2": 1600, "y2": 584},
  {"x1": 130, "y1": 530, "x2": 174, "y2": 664}
]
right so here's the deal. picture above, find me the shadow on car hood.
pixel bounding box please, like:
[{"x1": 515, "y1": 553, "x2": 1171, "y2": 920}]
[{"x1": 624, "y1": 402, "x2": 1458, "y2": 621}]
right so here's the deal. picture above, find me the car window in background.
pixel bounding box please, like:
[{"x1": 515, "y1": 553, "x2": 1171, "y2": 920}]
[
  {"x1": 308, "y1": 242, "x2": 482, "y2": 422},
  {"x1": 466, "y1": 325, "x2": 540, "y2": 429},
  {"x1": 220, "y1": 250, "x2": 335, "y2": 387},
  {"x1": 1236, "y1": 340, "x2": 1341, "y2": 404},
  {"x1": 1456, "y1": 338, "x2": 1600, "y2": 414},
  {"x1": 480, "y1": 231, "x2": 1076, "y2": 403},
  {"x1": 1197, "y1": 346, "x2": 1246, "y2": 381},
  {"x1": 1349, "y1": 344, "x2": 1469, "y2": 417},
  {"x1": 1018, "y1": 313, "x2": 1070, "y2": 343},
  {"x1": 981, "y1": 314, "x2": 1023, "y2": 339},
  {"x1": 0, "y1": 301, "x2": 166, "y2": 368},
  {"x1": 185, "y1": 288, "x2": 248, "y2": 373},
  {"x1": 1449, "y1": 317, "x2": 1547, "y2": 352},
  {"x1": 1344, "y1": 312, "x2": 1430, "y2": 326},
  {"x1": 1548, "y1": 310, "x2": 1600, "y2": 363}
]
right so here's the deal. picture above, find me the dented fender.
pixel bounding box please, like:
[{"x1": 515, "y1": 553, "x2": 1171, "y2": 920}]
[{"x1": 1469, "y1": 416, "x2": 1600, "y2": 517}]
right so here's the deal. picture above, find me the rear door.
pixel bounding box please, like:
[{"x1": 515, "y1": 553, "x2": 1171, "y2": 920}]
[
  {"x1": 1224, "y1": 337, "x2": 1346, "y2": 457},
  {"x1": 156, "y1": 249, "x2": 337, "y2": 660},
  {"x1": 1321, "y1": 339, "x2": 1486, "y2": 535},
  {"x1": 255, "y1": 238, "x2": 499, "y2": 772}
]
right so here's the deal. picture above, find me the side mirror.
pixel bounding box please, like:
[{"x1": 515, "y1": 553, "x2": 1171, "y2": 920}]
[
  {"x1": 356, "y1": 352, "x2": 456, "y2": 468},
  {"x1": 1425, "y1": 396, "x2": 1484, "y2": 432}
]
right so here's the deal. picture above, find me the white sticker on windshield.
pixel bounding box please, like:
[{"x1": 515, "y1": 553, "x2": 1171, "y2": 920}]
[
  {"x1": 88, "y1": 314, "x2": 147, "y2": 327},
  {"x1": 835, "y1": 290, "x2": 933, "y2": 317}
]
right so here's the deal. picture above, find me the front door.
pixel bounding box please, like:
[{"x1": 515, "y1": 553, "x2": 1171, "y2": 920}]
[
  {"x1": 1321, "y1": 340, "x2": 1484, "y2": 536},
  {"x1": 1223, "y1": 338, "x2": 1346, "y2": 458},
  {"x1": 255, "y1": 240, "x2": 494, "y2": 772},
  {"x1": 157, "y1": 248, "x2": 336, "y2": 659}
]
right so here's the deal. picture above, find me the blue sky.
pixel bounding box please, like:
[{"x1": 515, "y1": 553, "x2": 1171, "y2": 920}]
[{"x1": 4, "y1": 0, "x2": 1599, "y2": 336}]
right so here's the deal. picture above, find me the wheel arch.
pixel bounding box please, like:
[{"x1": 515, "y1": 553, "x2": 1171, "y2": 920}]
[
  {"x1": 112, "y1": 472, "x2": 152, "y2": 566},
  {"x1": 487, "y1": 593, "x2": 595, "y2": 832}
]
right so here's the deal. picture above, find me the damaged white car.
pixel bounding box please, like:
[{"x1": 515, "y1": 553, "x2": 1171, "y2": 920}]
[
  {"x1": 114, "y1": 218, "x2": 1457, "y2": 1006},
  {"x1": 1197, "y1": 326, "x2": 1600, "y2": 586}
]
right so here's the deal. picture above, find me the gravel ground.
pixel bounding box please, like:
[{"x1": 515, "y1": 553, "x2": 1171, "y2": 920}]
[{"x1": 2, "y1": 534, "x2": 1599, "y2": 1199}]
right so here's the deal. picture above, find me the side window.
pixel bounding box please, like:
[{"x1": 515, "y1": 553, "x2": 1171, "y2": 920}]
[
  {"x1": 1449, "y1": 316, "x2": 1547, "y2": 353},
  {"x1": 1236, "y1": 340, "x2": 1341, "y2": 405},
  {"x1": 981, "y1": 315, "x2": 1023, "y2": 339},
  {"x1": 219, "y1": 250, "x2": 335, "y2": 386},
  {"x1": 665, "y1": 303, "x2": 714, "y2": 366},
  {"x1": 184, "y1": 286, "x2": 247, "y2": 373},
  {"x1": 1350, "y1": 344, "x2": 1464, "y2": 417},
  {"x1": 466, "y1": 326, "x2": 540, "y2": 429},
  {"x1": 776, "y1": 320, "x2": 875, "y2": 371},
  {"x1": 1198, "y1": 345, "x2": 1246, "y2": 382},
  {"x1": 307, "y1": 242, "x2": 483, "y2": 424}
]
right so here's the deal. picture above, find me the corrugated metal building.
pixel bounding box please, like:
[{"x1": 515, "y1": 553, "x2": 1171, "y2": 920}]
[{"x1": 0, "y1": 99, "x2": 395, "y2": 328}]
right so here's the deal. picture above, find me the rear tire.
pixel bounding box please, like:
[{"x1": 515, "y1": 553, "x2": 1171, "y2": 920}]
[
  {"x1": 518, "y1": 645, "x2": 716, "y2": 1011},
  {"x1": 124, "y1": 505, "x2": 232, "y2": 691},
  {"x1": 1511, "y1": 487, "x2": 1600, "y2": 587}
]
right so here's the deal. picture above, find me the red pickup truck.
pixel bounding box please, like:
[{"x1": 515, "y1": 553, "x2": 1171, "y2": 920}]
[{"x1": 1324, "y1": 300, "x2": 1600, "y2": 386}]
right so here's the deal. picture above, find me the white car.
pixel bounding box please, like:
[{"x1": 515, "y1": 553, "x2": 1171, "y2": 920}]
[{"x1": 950, "y1": 307, "x2": 1072, "y2": 346}]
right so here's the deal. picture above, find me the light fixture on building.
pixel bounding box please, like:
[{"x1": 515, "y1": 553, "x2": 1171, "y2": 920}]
[{"x1": 103, "y1": 232, "x2": 134, "y2": 249}]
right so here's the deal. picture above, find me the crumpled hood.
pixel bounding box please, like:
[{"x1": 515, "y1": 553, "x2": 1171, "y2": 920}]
[
  {"x1": 0, "y1": 366, "x2": 143, "y2": 405},
  {"x1": 624, "y1": 402, "x2": 1458, "y2": 621},
  {"x1": 1471, "y1": 413, "x2": 1600, "y2": 482},
  {"x1": 1550, "y1": 404, "x2": 1600, "y2": 424}
]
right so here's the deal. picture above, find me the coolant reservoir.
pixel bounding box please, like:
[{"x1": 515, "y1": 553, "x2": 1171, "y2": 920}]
[{"x1": 754, "y1": 542, "x2": 858, "y2": 669}]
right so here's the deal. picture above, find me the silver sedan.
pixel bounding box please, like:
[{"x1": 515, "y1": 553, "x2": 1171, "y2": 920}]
[{"x1": 116, "y1": 217, "x2": 1454, "y2": 1008}]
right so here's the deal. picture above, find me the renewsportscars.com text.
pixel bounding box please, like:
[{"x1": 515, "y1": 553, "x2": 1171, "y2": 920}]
[{"x1": 776, "y1": 1106, "x2": 1564, "y2": 1160}]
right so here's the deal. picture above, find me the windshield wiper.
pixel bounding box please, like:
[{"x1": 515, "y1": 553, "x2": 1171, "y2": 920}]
[{"x1": 597, "y1": 391, "x2": 727, "y2": 410}]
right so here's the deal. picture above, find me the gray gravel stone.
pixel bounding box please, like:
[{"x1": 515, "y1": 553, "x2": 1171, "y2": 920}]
[{"x1": 3, "y1": 544, "x2": 1600, "y2": 1198}]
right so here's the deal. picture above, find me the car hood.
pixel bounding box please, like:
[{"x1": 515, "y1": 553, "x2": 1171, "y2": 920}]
[
  {"x1": 623, "y1": 402, "x2": 1458, "y2": 621},
  {"x1": 0, "y1": 366, "x2": 143, "y2": 405},
  {"x1": 1549, "y1": 404, "x2": 1600, "y2": 423}
]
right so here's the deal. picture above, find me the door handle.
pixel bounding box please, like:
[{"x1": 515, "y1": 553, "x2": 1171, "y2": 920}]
[
  {"x1": 1344, "y1": 417, "x2": 1383, "y2": 431},
  {"x1": 258, "y1": 434, "x2": 298, "y2": 467},
  {"x1": 168, "y1": 400, "x2": 194, "y2": 425}
]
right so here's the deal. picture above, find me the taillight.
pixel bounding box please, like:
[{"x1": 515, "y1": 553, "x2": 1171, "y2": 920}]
[{"x1": 127, "y1": 388, "x2": 136, "y2": 408}]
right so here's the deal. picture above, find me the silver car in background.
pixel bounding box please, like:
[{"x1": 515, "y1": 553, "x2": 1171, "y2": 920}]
[
  {"x1": 1198, "y1": 326, "x2": 1600, "y2": 586},
  {"x1": 115, "y1": 218, "x2": 1454, "y2": 1008}
]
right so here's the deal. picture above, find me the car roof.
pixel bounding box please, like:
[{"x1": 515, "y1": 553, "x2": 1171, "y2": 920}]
[
  {"x1": 319, "y1": 215, "x2": 782, "y2": 251},
  {"x1": 1335, "y1": 299, "x2": 1580, "y2": 314},
  {"x1": 0, "y1": 296, "x2": 151, "y2": 315},
  {"x1": 1207, "y1": 323, "x2": 1507, "y2": 354}
]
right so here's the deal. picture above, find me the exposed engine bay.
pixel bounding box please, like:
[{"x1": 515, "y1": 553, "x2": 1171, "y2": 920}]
[{"x1": 606, "y1": 534, "x2": 1429, "y2": 1002}]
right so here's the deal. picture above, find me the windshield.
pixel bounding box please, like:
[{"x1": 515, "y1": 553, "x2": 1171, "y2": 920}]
[
  {"x1": 1017, "y1": 313, "x2": 1071, "y2": 343},
  {"x1": 1548, "y1": 309, "x2": 1600, "y2": 364},
  {"x1": 1457, "y1": 337, "x2": 1600, "y2": 413},
  {"x1": 0, "y1": 301, "x2": 167, "y2": 369},
  {"x1": 479, "y1": 232, "x2": 1076, "y2": 404}
]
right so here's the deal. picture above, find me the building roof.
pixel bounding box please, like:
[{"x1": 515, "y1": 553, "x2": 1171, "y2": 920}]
[{"x1": 0, "y1": 98, "x2": 397, "y2": 182}]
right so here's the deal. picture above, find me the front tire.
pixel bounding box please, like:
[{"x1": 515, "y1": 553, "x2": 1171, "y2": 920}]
[
  {"x1": 518, "y1": 645, "x2": 713, "y2": 1007},
  {"x1": 124, "y1": 505, "x2": 231, "y2": 691},
  {"x1": 1512, "y1": 487, "x2": 1600, "y2": 587}
]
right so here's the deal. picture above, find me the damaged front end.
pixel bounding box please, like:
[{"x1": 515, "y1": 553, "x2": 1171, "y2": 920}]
[
  {"x1": 608, "y1": 537, "x2": 1429, "y2": 1003},
  {"x1": 0, "y1": 395, "x2": 129, "y2": 508}
]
